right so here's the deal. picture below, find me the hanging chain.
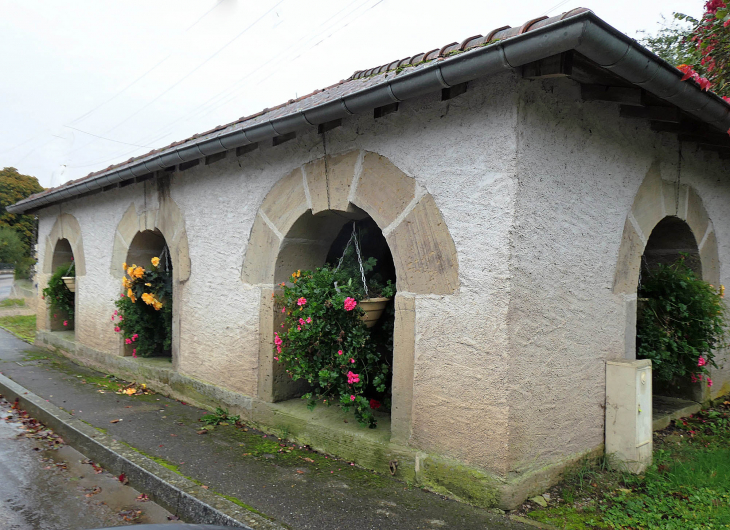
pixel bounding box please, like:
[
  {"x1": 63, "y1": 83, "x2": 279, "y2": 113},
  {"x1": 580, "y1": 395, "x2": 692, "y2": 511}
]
[
  {"x1": 322, "y1": 131, "x2": 331, "y2": 210},
  {"x1": 333, "y1": 222, "x2": 369, "y2": 299},
  {"x1": 675, "y1": 141, "x2": 682, "y2": 216}
]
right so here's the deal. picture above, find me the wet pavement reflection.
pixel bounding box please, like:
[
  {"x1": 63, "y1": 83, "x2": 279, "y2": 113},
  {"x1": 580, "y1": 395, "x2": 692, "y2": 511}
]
[{"x1": 0, "y1": 397, "x2": 176, "y2": 529}]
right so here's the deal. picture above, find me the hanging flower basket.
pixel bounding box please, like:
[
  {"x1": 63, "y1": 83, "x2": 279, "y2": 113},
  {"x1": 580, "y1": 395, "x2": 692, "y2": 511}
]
[
  {"x1": 359, "y1": 297, "x2": 391, "y2": 328},
  {"x1": 62, "y1": 277, "x2": 76, "y2": 293}
]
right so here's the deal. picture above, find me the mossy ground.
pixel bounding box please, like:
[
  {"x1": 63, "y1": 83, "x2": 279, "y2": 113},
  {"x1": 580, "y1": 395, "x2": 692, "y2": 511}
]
[
  {"x1": 521, "y1": 397, "x2": 730, "y2": 529},
  {"x1": 0, "y1": 314, "x2": 36, "y2": 342}
]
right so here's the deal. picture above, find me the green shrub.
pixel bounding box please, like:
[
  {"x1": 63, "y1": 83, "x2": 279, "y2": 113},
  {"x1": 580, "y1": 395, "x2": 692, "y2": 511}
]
[
  {"x1": 42, "y1": 263, "x2": 74, "y2": 323},
  {"x1": 112, "y1": 258, "x2": 172, "y2": 358},
  {"x1": 637, "y1": 255, "x2": 727, "y2": 386},
  {"x1": 274, "y1": 266, "x2": 392, "y2": 428},
  {"x1": 14, "y1": 256, "x2": 35, "y2": 279}
]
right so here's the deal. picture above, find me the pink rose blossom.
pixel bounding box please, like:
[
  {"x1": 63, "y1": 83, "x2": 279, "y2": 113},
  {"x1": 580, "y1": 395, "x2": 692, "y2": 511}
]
[
  {"x1": 132, "y1": 334, "x2": 138, "y2": 341},
  {"x1": 306, "y1": 317, "x2": 312, "y2": 324},
  {"x1": 698, "y1": 356, "x2": 707, "y2": 367},
  {"x1": 276, "y1": 345, "x2": 282, "y2": 354},
  {"x1": 114, "y1": 326, "x2": 121, "y2": 333},
  {"x1": 282, "y1": 307, "x2": 286, "y2": 313},
  {"x1": 274, "y1": 356, "x2": 279, "y2": 361},
  {"x1": 338, "y1": 350, "x2": 343, "y2": 356},
  {"x1": 113, "y1": 310, "x2": 118, "y2": 316},
  {"x1": 350, "y1": 395, "x2": 355, "y2": 401},
  {"x1": 297, "y1": 326, "x2": 301, "y2": 331},
  {"x1": 121, "y1": 293, "x2": 125, "y2": 297},
  {"x1": 299, "y1": 318, "x2": 305, "y2": 325},
  {"x1": 350, "y1": 358, "x2": 355, "y2": 364},
  {"x1": 297, "y1": 297, "x2": 307, "y2": 307},
  {"x1": 347, "y1": 371, "x2": 360, "y2": 384},
  {"x1": 132, "y1": 349, "x2": 137, "y2": 358},
  {"x1": 119, "y1": 315, "x2": 123, "y2": 320},
  {"x1": 691, "y1": 374, "x2": 698, "y2": 383},
  {"x1": 63, "y1": 321, "x2": 68, "y2": 327},
  {"x1": 274, "y1": 333, "x2": 283, "y2": 346},
  {"x1": 125, "y1": 338, "x2": 132, "y2": 345},
  {"x1": 708, "y1": 378, "x2": 713, "y2": 387},
  {"x1": 53, "y1": 314, "x2": 57, "y2": 318},
  {"x1": 343, "y1": 297, "x2": 357, "y2": 311}
]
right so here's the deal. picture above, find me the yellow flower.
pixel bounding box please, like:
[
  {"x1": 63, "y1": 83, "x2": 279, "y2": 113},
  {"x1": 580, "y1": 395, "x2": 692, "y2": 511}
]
[
  {"x1": 124, "y1": 387, "x2": 136, "y2": 395},
  {"x1": 296, "y1": 270, "x2": 301, "y2": 277},
  {"x1": 145, "y1": 283, "x2": 151, "y2": 287},
  {"x1": 127, "y1": 288, "x2": 134, "y2": 298},
  {"x1": 127, "y1": 265, "x2": 137, "y2": 277},
  {"x1": 141, "y1": 292, "x2": 155, "y2": 306},
  {"x1": 153, "y1": 300, "x2": 163, "y2": 311},
  {"x1": 133, "y1": 266, "x2": 145, "y2": 279},
  {"x1": 292, "y1": 272, "x2": 297, "y2": 278},
  {"x1": 122, "y1": 277, "x2": 131, "y2": 289},
  {"x1": 130, "y1": 294, "x2": 137, "y2": 303},
  {"x1": 122, "y1": 262, "x2": 127, "y2": 271},
  {"x1": 151, "y1": 257, "x2": 160, "y2": 267}
]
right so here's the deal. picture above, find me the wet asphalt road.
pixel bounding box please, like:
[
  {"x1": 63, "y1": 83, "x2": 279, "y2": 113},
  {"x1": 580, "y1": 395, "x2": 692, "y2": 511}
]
[
  {"x1": 0, "y1": 273, "x2": 14, "y2": 300},
  {"x1": 0, "y1": 397, "x2": 175, "y2": 529}
]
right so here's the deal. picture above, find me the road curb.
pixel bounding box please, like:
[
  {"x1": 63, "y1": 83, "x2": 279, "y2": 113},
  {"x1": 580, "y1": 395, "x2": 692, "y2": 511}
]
[{"x1": 0, "y1": 373, "x2": 286, "y2": 530}]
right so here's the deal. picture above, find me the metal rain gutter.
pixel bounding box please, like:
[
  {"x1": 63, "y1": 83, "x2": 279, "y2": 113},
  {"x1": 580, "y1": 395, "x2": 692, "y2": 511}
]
[{"x1": 10, "y1": 10, "x2": 730, "y2": 214}]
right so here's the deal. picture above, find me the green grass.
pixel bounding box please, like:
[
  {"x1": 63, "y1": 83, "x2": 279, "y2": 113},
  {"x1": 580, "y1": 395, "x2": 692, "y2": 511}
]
[
  {"x1": 0, "y1": 314, "x2": 36, "y2": 342},
  {"x1": 527, "y1": 399, "x2": 730, "y2": 529},
  {"x1": 0, "y1": 298, "x2": 25, "y2": 307}
]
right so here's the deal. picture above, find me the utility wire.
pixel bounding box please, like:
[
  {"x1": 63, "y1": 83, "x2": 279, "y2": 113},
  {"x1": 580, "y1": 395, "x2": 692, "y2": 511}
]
[{"x1": 65, "y1": 126, "x2": 154, "y2": 148}]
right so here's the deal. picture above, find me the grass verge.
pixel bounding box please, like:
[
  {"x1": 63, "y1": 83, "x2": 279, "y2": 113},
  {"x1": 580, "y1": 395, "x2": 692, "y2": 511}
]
[
  {"x1": 521, "y1": 397, "x2": 730, "y2": 529},
  {"x1": 0, "y1": 298, "x2": 25, "y2": 307},
  {"x1": 0, "y1": 314, "x2": 36, "y2": 342}
]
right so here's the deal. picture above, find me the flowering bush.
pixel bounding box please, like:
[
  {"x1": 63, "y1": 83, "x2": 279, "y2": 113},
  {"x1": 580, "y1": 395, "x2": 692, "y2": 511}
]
[
  {"x1": 42, "y1": 263, "x2": 74, "y2": 325},
  {"x1": 112, "y1": 257, "x2": 172, "y2": 358},
  {"x1": 274, "y1": 266, "x2": 392, "y2": 428},
  {"x1": 637, "y1": 255, "x2": 727, "y2": 386}
]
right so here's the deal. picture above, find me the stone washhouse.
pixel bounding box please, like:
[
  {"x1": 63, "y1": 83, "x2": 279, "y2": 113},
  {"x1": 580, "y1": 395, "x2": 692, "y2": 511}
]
[{"x1": 10, "y1": 8, "x2": 730, "y2": 509}]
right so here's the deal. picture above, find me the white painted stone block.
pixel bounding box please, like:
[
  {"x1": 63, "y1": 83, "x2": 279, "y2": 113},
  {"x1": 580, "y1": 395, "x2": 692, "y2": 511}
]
[{"x1": 605, "y1": 359, "x2": 652, "y2": 473}]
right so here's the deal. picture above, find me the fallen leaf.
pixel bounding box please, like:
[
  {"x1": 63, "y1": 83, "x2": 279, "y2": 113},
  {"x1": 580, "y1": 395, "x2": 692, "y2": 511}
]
[
  {"x1": 136, "y1": 493, "x2": 149, "y2": 502},
  {"x1": 201, "y1": 485, "x2": 209, "y2": 489},
  {"x1": 85, "y1": 486, "x2": 102, "y2": 497},
  {"x1": 118, "y1": 473, "x2": 128, "y2": 484},
  {"x1": 167, "y1": 515, "x2": 180, "y2": 521},
  {"x1": 303, "y1": 457, "x2": 314, "y2": 463},
  {"x1": 196, "y1": 430, "x2": 208, "y2": 435},
  {"x1": 296, "y1": 470, "x2": 305, "y2": 474},
  {"x1": 110, "y1": 419, "x2": 122, "y2": 424}
]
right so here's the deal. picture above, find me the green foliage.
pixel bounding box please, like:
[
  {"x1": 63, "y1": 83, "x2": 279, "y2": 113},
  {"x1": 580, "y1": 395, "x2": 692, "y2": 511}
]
[
  {"x1": 0, "y1": 226, "x2": 26, "y2": 264},
  {"x1": 0, "y1": 167, "x2": 44, "y2": 254},
  {"x1": 113, "y1": 258, "x2": 172, "y2": 357},
  {"x1": 42, "y1": 263, "x2": 75, "y2": 322},
  {"x1": 274, "y1": 266, "x2": 392, "y2": 428},
  {"x1": 200, "y1": 407, "x2": 240, "y2": 426},
  {"x1": 14, "y1": 256, "x2": 35, "y2": 279},
  {"x1": 334, "y1": 238, "x2": 395, "y2": 299},
  {"x1": 639, "y1": 15, "x2": 697, "y2": 66},
  {"x1": 637, "y1": 255, "x2": 727, "y2": 385},
  {"x1": 0, "y1": 298, "x2": 24, "y2": 307}
]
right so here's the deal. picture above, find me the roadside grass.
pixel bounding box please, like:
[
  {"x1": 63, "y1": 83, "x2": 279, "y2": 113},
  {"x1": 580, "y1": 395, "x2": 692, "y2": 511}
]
[
  {"x1": 0, "y1": 314, "x2": 36, "y2": 342},
  {"x1": 0, "y1": 298, "x2": 25, "y2": 307},
  {"x1": 525, "y1": 398, "x2": 730, "y2": 529}
]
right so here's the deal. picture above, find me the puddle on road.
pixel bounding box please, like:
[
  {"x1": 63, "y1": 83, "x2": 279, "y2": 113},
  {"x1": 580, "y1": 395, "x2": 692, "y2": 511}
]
[{"x1": 0, "y1": 397, "x2": 178, "y2": 528}]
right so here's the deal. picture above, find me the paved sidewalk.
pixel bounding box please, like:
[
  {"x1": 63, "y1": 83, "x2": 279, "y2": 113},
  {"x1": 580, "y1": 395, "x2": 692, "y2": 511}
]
[{"x1": 0, "y1": 330, "x2": 535, "y2": 530}]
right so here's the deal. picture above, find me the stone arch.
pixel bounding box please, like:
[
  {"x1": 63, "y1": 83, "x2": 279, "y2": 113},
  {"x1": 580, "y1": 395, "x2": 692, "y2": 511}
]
[
  {"x1": 613, "y1": 161, "x2": 720, "y2": 360},
  {"x1": 110, "y1": 199, "x2": 190, "y2": 365},
  {"x1": 43, "y1": 213, "x2": 86, "y2": 276},
  {"x1": 242, "y1": 150, "x2": 459, "y2": 443}
]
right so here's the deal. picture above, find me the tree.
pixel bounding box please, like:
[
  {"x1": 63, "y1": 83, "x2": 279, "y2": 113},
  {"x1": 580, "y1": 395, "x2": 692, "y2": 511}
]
[
  {"x1": 0, "y1": 167, "x2": 44, "y2": 254},
  {"x1": 0, "y1": 227, "x2": 26, "y2": 265}
]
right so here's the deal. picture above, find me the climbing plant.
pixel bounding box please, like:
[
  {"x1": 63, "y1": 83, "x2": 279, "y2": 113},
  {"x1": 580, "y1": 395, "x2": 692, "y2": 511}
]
[{"x1": 42, "y1": 263, "x2": 74, "y2": 325}]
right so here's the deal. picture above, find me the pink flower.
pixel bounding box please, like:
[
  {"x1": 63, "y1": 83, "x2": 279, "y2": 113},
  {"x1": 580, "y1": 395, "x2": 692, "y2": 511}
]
[
  {"x1": 274, "y1": 333, "x2": 283, "y2": 346},
  {"x1": 276, "y1": 345, "x2": 282, "y2": 354},
  {"x1": 125, "y1": 338, "x2": 132, "y2": 345},
  {"x1": 698, "y1": 357, "x2": 707, "y2": 367},
  {"x1": 708, "y1": 378, "x2": 713, "y2": 387},
  {"x1": 132, "y1": 349, "x2": 137, "y2": 358},
  {"x1": 297, "y1": 297, "x2": 307, "y2": 307},
  {"x1": 121, "y1": 293, "x2": 125, "y2": 298},
  {"x1": 119, "y1": 315, "x2": 123, "y2": 321},
  {"x1": 53, "y1": 314, "x2": 57, "y2": 318},
  {"x1": 274, "y1": 356, "x2": 279, "y2": 361},
  {"x1": 114, "y1": 326, "x2": 121, "y2": 333},
  {"x1": 113, "y1": 310, "x2": 118, "y2": 316},
  {"x1": 350, "y1": 358, "x2": 355, "y2": 364},
  {"x1": 299, "y1": 318, "x2": 305, "y2": 325},
  {"x1": 63, "y1": 320, "x2": 68, "y2": 327},
  {"x1": 691, "y1": 374, "x2": 698, "y2": 383},
  {"x1": 306, "y1": 317, "x2": 312, "y2": 324},
  {"x1": 338, "y1": 350, "x2": 343, "y2": 356},
  {"x1": 350, "y1": 395, "x2": 355, "y2": 401},
  {"x1": 132, "y1": 333, "x2": 138, "y2": 341},
  {"x1": 281, "y1": 307, "x2": 286, "y2": 313},
  {"x1": 343, "y1": 297, "x2": 357, "y2": 311},
  {"x1": 347, "y1": 371, "x2": 360, "y2": 384},
  {"x1": 110, "y1": 316, "x2": 115, "y2": 322},
  {"x1": 297, "y1": 326, "x2": 301, "y2": 331}
]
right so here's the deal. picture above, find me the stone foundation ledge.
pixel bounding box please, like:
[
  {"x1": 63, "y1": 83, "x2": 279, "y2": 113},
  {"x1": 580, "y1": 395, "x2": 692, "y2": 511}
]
[{"x1": 36, "y1": 330, "x2": 601, "y2": 510}]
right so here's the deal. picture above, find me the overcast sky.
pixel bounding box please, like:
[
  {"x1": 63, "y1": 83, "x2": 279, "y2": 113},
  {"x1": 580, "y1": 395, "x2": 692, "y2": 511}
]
[{"x1": 0, "y1": 0, "x2": 704, "y2": 188}]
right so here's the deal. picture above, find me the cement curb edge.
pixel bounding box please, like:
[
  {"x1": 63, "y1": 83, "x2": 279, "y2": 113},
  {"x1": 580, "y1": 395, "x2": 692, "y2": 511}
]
[{"x1": 0, "y1": 372, "x2": 286, "y2": 530}]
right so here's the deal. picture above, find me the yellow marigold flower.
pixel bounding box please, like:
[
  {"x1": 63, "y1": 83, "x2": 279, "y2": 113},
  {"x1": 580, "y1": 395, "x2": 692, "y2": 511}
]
[
  {"x1": 130, "y1": 294, "x2": 137, "y2": 303},
  {"x1": 296, "y1": 270, "x2": 301, "y2": 277},
  {"x1": 122, "y1": 262, "x2": 127, "y2": 271},
  {"x1": 292, "y1": 272, "x2": 297, "y2": 278},
  {"x1": 151, "y1": 257, "x2": 160, "y2": 267},
  {"x1": 133, "y1": 266, "x2": 145, "y2": 279},
  {"x1": 145, "y1": 283, "x2": 151, "y2": 287},
  {"x1": 127, "y1": 288, "x2": 134, "y2": 298},
  {"x1": 122, "y1": 277, "x2": 130, "y2": 289},
  {"x1": 153, "y1": 300, "x2": 163, "y2": 311},
  {"x1": 141, "y1": 292, "x2": 155, "y2": 306}
]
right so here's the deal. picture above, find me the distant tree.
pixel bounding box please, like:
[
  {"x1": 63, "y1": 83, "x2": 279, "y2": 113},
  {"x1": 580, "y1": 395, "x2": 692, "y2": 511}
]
[
  {"x1": 0, "y1": 167, "x2": 44, "y2": 254},
  {"x1": 641, "y1": 2, "x2": 730, "y2": 99},
  {"x1": 0, "y1": 226, "x2": 26, "y2": 265}
]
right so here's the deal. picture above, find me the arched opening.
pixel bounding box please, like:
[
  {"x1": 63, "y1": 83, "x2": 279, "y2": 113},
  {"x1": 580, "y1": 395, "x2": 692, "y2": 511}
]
[
  {"x1": 47, "y1": 238, "x2": 76, "y2": 332},
  {"x1": 120, "y1": 229, "x2": 173, "y2": 359},
  {"x1": 637, "y1": 216, "x2": 703, "y2": 402},
  {"x1": 271, "y1": 207, "x2": 397, "y2": 425}
]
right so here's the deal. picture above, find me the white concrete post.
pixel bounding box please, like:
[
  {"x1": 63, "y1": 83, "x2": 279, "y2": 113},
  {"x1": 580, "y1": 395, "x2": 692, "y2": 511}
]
[{"x1": 605, "y1": 359, "x2": 652, "y2": 473}]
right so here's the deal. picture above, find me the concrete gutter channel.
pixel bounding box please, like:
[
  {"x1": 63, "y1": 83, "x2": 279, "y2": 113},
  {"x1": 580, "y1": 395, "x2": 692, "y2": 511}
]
[{"x1": 0, "y1": 373, "x2": 281, "y2": 530}]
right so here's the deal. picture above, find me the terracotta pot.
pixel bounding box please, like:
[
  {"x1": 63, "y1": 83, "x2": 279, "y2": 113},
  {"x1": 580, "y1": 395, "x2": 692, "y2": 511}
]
[
  {"x1": 62, "y1": 277, "x2": 76, "y2": 293},
  {"x1": 359, "y1": 297, "x2": 391, "y2": 328}
]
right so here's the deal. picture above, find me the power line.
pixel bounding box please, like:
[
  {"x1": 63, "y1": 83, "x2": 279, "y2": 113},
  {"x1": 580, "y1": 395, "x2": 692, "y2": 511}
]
[{"x1": 64, "y1": 126, "x2": 154, "y2": 148}]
